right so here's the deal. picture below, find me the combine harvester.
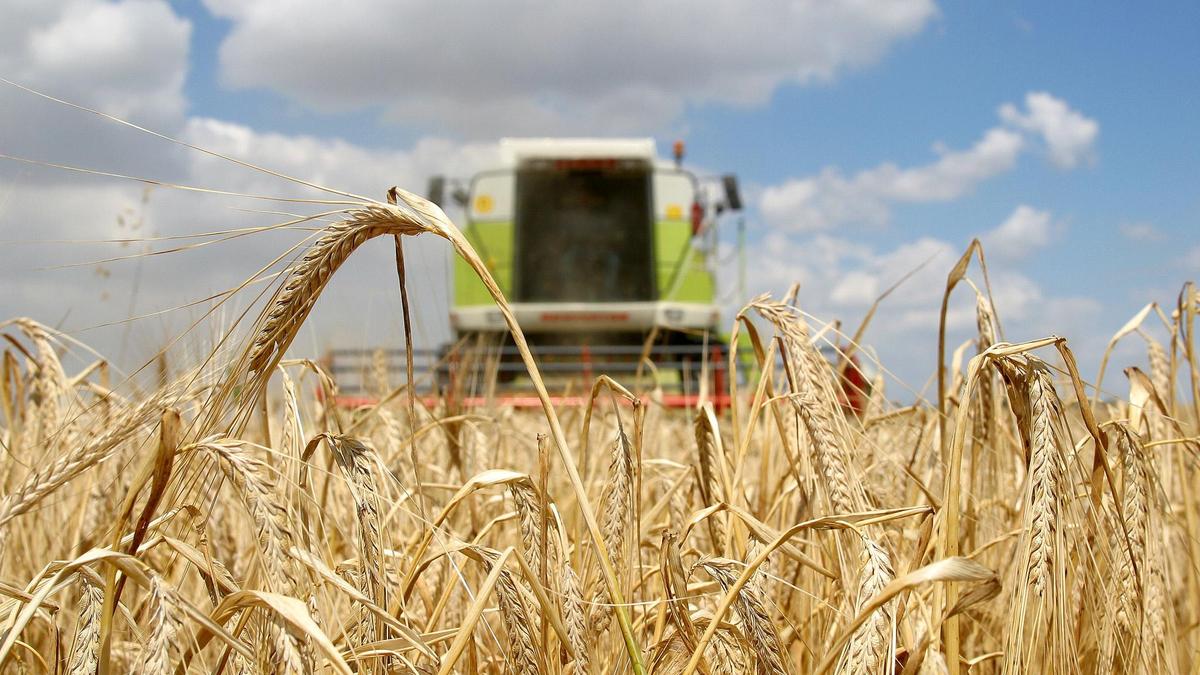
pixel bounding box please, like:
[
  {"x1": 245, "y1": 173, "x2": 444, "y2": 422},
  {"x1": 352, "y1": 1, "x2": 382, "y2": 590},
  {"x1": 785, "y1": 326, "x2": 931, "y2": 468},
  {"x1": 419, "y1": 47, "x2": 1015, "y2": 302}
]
[{"x1": 327, "y1": 138, "x2": 869, "y2": 411}]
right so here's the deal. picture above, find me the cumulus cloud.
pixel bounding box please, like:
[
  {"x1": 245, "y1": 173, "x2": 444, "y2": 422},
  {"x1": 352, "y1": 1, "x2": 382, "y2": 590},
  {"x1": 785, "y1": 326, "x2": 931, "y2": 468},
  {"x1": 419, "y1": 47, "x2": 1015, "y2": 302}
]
[
  {"x1": 761, "y1": 127, "x2": 1024, "y2": 230},
  {"x1": 0, "y1": 0, "x2": 192, "y2": 181},
  {"x1": 1, "y1": 0, "x2": 190, "y2": 126},
  {"x1": 1182, "y1": 245, "x2": 1200, "y2": 270},
  {"x1": 745, "y1": 233, "x2": 964, "y2": 316},
  {"x1": 982, "y1": 204, "x2": 1056, "y2": 259},
  {"x1": 204, "y1": 0, "x2": 937, "y2": 135},
  {"x1": 760, "y1": 92, "x2": 1096, "y2": 232},
  {"x1": 182, "y1": 118, "x2": 500, "y2": 198},
  {"x1": 1000, "y1": 91, "x2": 1099, "y2": 169},
  {"x1": 1119, "y1": 222, "x2": 1163, "y2": 242},
  {"x1": 831, "y1": 271, "x2": 880, "y2": 307}
]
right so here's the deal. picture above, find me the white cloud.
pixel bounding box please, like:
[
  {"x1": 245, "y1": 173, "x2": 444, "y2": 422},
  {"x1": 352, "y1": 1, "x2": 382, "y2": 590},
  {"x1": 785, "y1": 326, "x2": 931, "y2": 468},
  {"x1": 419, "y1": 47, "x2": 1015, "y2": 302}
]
[
  {"x1": 1119, "y1": 222, "x2": 1163, "y2": 242},
  {"x1": 2, "y1": 0, "x2": 190, "y2": 126},
  {"x1": 831, "y1": 271, "x2": 880, "y2": 307},
  {"x1": 999, "y1": 91, "x2": 1099, "y2": 169},
  {"x1": 761, "y1": 127, "x2": 1024, "y2": 231},
  {"x1": 1182, "y1": 245, "x2": 1200, "y2": 270},
  {"x1": 760, "y1": 92, "x2": 1096, "y2": 232},
  {"x1": 759, "y1": 171, "x2": 893, "y2": 233},
  {"x1": 0, "y1": 0, "x2": 192, "y2": 182},
  {"x1": 743, "y1": 231, "x2": 959, "y2": 313},
  {"x1": 982, "y1": 204, "x2": 1056, "y2": 259},
  {"x1": 204, "y1": 0, "x2": 937, "y2": 135},
  {"x1": 182, "y1": 118, "x2": 501, "y2": 199}
]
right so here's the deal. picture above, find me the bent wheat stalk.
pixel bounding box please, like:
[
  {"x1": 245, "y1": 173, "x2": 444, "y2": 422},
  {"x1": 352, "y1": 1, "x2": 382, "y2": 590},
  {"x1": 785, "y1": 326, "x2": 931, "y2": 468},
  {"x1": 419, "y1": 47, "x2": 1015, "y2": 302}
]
[{"x1": 215, "y1": 187, "x2": 644, "y2": 673}]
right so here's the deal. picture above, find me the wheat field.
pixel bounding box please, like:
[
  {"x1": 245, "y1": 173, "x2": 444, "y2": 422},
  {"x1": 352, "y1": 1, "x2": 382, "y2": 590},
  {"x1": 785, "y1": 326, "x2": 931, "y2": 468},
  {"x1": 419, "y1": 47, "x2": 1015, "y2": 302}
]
[{"x1": 0, "y1": 147, "x2": 1198, "y2": 675}]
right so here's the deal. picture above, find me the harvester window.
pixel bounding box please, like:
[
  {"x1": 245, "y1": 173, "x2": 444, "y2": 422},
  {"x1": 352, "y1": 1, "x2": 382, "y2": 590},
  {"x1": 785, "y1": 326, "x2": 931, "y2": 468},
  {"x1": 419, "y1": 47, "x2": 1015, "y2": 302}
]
[{"x1": 514, "y1": 164, "x2": 654, "y2": 303}]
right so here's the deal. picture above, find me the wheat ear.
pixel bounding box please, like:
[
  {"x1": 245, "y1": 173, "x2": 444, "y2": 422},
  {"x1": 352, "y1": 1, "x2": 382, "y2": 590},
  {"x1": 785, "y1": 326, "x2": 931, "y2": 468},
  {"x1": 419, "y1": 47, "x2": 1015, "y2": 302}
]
[
  {"x1": 555, "y1": 512, "x2": 590, "y2": 674},
  {"x1": 66, "y1": 574, "x2": 104, "y2": 675},
  {"x1": 700, "y1": 558, "x2": 791, "y2": 675},
  {"x1": 1026, "y1": 365, "x2": 1062, "y2": 598},
  {"x1": 330, "y1": 435, "x2": 388, "y2": 650},
  {"x1": 839, "y1": 534, "x2": 895, "y2": 675},
  {"x1": 247, "y1": 205, "x2": 434, "y2": 375},
  {"x1": 485, "y1": 550, "x2": 543, "y2": 674},
  {"x1": 139, "y1": 576, "x2": 182, "y2": 673},
  {"x1": 752, "y1": 299, "x2": 863, "y2": 514},
  {"x1": 199, "y1": 438, "x2": 296, "y2": 592},
  {"x1": 590, "y1": 425, "x2": 634, "y2": 634}
]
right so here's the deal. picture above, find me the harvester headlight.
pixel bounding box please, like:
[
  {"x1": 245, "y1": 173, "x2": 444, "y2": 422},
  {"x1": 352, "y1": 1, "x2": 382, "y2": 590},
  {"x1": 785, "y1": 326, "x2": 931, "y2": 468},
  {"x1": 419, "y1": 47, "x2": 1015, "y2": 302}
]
[{"x1": 664, "y1": 308, "x2": 684, "y2": 324}]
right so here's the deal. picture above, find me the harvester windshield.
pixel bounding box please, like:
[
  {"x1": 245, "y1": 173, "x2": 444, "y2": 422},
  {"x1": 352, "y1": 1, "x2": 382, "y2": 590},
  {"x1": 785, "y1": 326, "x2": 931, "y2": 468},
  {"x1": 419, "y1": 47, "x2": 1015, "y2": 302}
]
[{"x1": 514, "y1": 160, "x2": 654, "y2": 303}]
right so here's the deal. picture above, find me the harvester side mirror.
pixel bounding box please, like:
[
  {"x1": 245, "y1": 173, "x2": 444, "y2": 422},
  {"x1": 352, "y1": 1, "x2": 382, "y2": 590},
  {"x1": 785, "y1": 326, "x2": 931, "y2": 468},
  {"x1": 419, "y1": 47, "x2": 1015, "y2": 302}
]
[
  {"x1": 722, "y1": 174, "x2": 743, "y2": 211},
  {"x1": 426, "y1": 176, "x2": 446, "y2": 207},
  {"x1": 451, "y1": 187, "x2": 470, "y2": 208}
]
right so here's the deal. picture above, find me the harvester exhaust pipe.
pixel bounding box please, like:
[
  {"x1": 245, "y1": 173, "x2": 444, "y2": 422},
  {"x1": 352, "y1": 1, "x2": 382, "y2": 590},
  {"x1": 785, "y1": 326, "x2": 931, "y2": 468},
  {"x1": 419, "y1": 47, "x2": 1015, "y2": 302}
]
[
  {"x1": 426, "y1": 175, "x2": 445, "y2": 207},
  {"x1": 722, "y1": 174, "x2": 743, "y2": 211}
]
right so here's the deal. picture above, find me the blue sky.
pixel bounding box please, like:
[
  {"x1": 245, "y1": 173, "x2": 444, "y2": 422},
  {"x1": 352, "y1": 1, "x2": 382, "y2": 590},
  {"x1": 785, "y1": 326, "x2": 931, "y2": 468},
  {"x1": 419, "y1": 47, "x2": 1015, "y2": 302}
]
[{"x1": 1, "y1": 0, "x2": 1196, "y2": 394}]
